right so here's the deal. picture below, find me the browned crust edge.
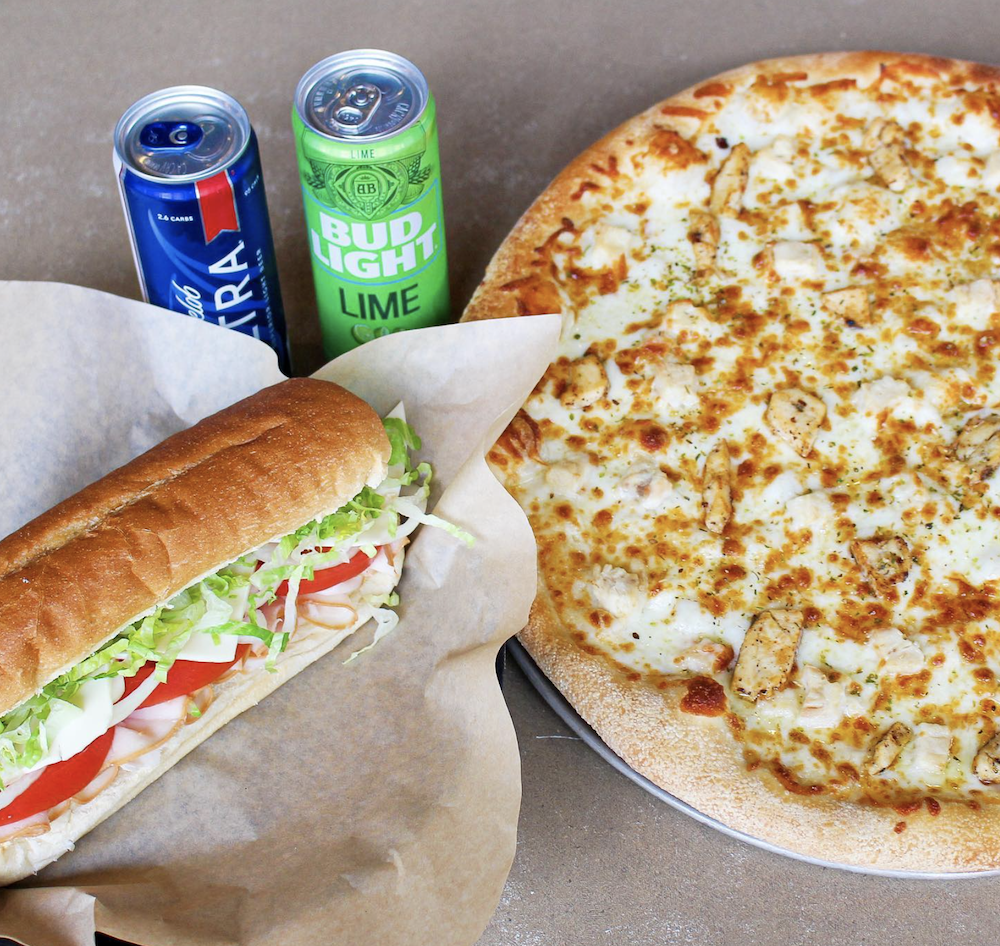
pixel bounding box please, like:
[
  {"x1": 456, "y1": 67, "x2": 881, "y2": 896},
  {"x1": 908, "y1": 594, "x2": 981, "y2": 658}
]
[
  {"x1": 0, "y1": 378, "x2": 390, "y2": 715},
  {"x1": 462, "y1": 51, "x2": 1000, "y2": 872},
  {"x1": 463, "y1": 50, "x2": 1000, "y2": 324}
]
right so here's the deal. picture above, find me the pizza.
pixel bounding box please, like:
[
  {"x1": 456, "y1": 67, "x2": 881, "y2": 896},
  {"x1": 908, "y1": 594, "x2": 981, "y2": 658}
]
[{"x1": 464, "y1": 52, "x2": 1000, "y2": 871}]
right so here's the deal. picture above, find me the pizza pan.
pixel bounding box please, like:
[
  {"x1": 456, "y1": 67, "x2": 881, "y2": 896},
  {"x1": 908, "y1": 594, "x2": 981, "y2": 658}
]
[{"x1": 508, "y1": 639, "x2": 1000, "y2": 880}]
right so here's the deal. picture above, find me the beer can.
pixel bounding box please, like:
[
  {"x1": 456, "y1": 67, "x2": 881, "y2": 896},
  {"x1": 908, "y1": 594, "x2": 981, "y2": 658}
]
[
  {"x1": 292, "y1": 50, "x2": 450, "y2": 357},
  {"x1": 114, "y1": 86, "x2": 290, "y2": 373}
]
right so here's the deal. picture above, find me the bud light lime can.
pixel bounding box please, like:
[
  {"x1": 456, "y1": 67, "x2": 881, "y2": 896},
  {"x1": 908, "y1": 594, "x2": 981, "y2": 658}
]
[
  {"x1": 292, "y1": 50, "x2": 450, "y2": 357},
  {"x1": 114, "y1": 86, "x2": 290, "y2": 373}
]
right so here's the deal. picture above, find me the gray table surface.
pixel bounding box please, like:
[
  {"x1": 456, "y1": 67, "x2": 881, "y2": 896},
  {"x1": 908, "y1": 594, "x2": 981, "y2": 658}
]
[{"x1": 3, "y1": 0, "x2": 1000, "y2": 943}]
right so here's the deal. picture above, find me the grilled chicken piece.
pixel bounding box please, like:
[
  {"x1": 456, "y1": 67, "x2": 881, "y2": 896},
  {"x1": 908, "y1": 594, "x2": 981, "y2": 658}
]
[
  {"x1": 765, "y1": 388, "x2": 827, "y2": 457},
  {"x1": 583, "y1": 222, "x2": 638, "y2": 271},
  {"x1": 863, "y1": 119, "x2": 912, "y2": 191},
  {"x1": 617, "y1": 463, "x2": 674, "y2": 509},
  {"x1": 664, "y1": 299, "x2": 709, "y2": 330},
  {"x1": 586, "y1": 565, "x2": 643, "y2": 619},
  {"x1": 544, "y1": 460, "x2": 587, "y2": 495},
  {"x1": 850, "y1": 536, "x2": 912, "y2": 596},
  {"x1": 866, "y1": 722, "x2": 912, "y2": 776},
  {"x1": 651, "y1": 362, "x2": 699, "y2": 418},
  {"x1": 798, "y1": 665, "x2": 845, "y2": 728},
  {"x1": 732, "y1": 609, "x2": 804, "y2": 702},
  {"x1": 869, "y1": 144, "x2": 912, "y2": 192},
  {"x1": 785, "y1": 491, "x2": 835, "y2": 533},
  {"x1": 954, "y1": 414, "x2": 1000, "y2": 482},
  {"x1": 974, "y1": 734, "x2": 1000, "y2": 784},
  {"x1": 498, "y1": 410, "x2": 541, "y2": 461},
  {"x1": 870, "y1": 627, "x2": 924, "y2": 675},
  {"x1": 702, "y1": 440, "x2": 732, "y2": 534},
  {"x1": 852, "y1": 377, "x2": 911, "y2": 418},
  {"x1": 687, "y1": 210, "x2": 719, "y2": 274},
  {"x1": 709, "y1": 143, "x2": 750, "y2": 217},
  {"x1": 911, "y1": 726, "x2": 952, "y2": 781},
  {"x1": 822, "y1": 286, "x2": 871, "y2": 326},
  {"x1": 772, "y1": 241, "x2": 824, "y2": 280},
  {"x1": 862, "y1": 118, "x2": 905, "y2": 150},
  {"x1": 560, "y1": 354, "x2": 608, "y2": 410},
  {"x1": 675, "y1": 639, "x2": 734, "y2": 674},
  {"x1": 951, "y1": 278, "x2": 1000, "y2": 330}
]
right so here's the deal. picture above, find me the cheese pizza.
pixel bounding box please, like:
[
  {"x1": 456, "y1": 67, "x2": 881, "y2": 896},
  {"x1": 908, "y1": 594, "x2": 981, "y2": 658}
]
[{"x1": 465, "y1": 52, "x2": 1000, "y2": 871}]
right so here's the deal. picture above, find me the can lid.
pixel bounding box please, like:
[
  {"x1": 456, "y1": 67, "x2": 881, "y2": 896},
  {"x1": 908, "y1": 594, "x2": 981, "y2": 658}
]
[
  {"x1": 115, "y1": 86, "x2": 250, "y2": 182},
  {"x1": 295, "y1": 49, "x2": 428, "y2": 142}
]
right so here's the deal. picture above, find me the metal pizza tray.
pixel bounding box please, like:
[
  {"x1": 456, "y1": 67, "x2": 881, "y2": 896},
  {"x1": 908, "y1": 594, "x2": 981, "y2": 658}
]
[{"x1": 507, "y1": 638, "x2": 999, "y2": 880}]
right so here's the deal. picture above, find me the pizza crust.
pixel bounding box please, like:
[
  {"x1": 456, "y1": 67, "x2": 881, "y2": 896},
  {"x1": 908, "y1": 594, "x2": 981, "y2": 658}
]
[
  {"x1": 463, "y1": 51, "x2": 1000, "y2": 872},
  {"x1": 523, "y1": 573, "x2": 1000, "y2": 873}
]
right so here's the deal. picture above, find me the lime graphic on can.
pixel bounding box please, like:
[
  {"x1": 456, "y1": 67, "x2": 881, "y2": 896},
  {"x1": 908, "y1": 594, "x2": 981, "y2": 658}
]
[{"x1": 293, "y1": 49, "x2": 451, "y2": 357}]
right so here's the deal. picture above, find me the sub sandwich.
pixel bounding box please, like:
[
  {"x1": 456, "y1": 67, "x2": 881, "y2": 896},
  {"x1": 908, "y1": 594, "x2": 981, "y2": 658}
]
[{"x1": 0, "y1": 378, "x2": 461, "y2": 884}]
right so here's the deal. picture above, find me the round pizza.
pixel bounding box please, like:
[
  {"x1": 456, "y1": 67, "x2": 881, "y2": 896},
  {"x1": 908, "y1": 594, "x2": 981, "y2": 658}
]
[{"x1": 464, "y1": 52, "x2": 1000, "y2": 872}]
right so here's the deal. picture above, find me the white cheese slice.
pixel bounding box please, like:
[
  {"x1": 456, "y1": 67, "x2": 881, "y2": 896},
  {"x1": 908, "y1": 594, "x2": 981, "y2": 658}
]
[
  {"x1": 110, "y1": 672, "x2": 162, "y2": 726},
  {"x1": 176, "y1": 629, "x2": 238, "y2": 664},
  {"x1": 45, "y1": 678, "x2": 117, "y2": 766}
]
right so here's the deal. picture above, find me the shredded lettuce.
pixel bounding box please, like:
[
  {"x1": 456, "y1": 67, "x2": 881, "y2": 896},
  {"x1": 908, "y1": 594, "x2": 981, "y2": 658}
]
[
  {"x1": 0, "y1": 567, "x2": 267, "y2": 788},
  {"x1": 0, "y1": 416, "x2": 470, "y2": 790},
  {"x1": 383, "y1": 416, "x2": 422, "y2": 466}
]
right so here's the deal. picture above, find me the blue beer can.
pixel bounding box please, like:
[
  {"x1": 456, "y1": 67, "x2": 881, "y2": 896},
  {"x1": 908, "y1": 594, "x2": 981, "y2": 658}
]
[{"x1": 114, "y1": 86, "x2": 290, "y2": 373}]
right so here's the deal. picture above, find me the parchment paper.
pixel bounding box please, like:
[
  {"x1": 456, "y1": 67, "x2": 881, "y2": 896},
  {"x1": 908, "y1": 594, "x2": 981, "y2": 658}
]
[{"x1": 0, "y1": 282, "x2": 561, "y2": 946}]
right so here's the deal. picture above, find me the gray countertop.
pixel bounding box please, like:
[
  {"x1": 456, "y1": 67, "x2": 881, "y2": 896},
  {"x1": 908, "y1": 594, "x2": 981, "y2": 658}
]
[{"x1": 3, "y1": 0, "x2": 1000, "y2": 942}]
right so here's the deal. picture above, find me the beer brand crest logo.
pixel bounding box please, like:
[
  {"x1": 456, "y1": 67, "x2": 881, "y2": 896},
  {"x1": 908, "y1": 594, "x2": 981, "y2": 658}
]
[
  {"x1": 331, "y1": 164, "x2": 401, "y2": 218},
  {"x1": 305, "y1": 152, "x2": 433, "y2": 220}
]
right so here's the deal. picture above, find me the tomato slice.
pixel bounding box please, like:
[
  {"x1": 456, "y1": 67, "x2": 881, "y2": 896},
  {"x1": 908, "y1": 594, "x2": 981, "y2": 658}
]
[
  {"x1": 121, "y1": 643, "x2": 251, "y2": 709},
  {"x1": 0, "y1": 728, "x2": 114, "y2": 827},
  {"x1": 271, "y1": 547, "x2": 376, "y2": 597},
  {"x1": 0, "y1": 641, "x2": 256, "y2": 828}
]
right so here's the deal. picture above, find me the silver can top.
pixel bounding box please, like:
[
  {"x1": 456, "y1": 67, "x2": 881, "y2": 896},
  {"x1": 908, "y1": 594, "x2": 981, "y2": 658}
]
[
  {"x1": 115, "y1": 86, "x2": 251, "y2": 182},
  {"x1": 295, "y1": 49, "x2": 428, "y2": 142}
]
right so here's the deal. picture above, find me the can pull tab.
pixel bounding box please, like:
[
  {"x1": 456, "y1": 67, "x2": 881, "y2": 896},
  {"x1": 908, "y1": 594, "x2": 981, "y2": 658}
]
[
  {"x1": 139, "y1": 121, "x2": 204, "y2": 150},
  {"x1": 330, "y1": 82, "x2": 382, "y2": 132}
]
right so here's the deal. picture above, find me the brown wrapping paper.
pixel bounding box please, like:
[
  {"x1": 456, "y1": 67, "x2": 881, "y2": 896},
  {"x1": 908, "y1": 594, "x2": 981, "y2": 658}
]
[{"x1": 0, "y1": 282, "x2": 561, "y2": 946}]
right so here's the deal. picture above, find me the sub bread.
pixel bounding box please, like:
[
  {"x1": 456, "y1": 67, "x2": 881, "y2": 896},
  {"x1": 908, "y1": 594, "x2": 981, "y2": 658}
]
[
  {"x1": 0, "y1": 377, "x2": 393, "y2": 883},
  {"x1": 0, "y1": 377, "x2": 390, "y2": 716}
]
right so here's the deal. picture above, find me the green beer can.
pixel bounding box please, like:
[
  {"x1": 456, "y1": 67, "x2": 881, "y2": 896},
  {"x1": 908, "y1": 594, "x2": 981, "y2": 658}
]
[{"x1": 292, "y1": 50, "x2": 451, "y2": 357}]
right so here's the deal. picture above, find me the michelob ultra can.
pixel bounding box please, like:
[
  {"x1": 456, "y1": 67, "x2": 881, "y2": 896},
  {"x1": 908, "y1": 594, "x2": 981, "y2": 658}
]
[
  {"x1": 114, "y1": 86, "x2": 290, "y2": 373},
  {"x1": 292, "y1": 50, "x2": 450, "y2": 356}
]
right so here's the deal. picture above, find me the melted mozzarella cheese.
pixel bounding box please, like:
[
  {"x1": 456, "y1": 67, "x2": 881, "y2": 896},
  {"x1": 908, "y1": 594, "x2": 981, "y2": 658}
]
[{"x1": 500, "y1": 66, "x2": 1000, "y2": 804}]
